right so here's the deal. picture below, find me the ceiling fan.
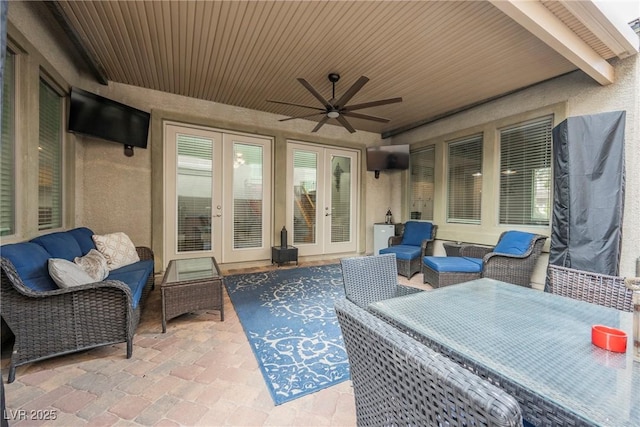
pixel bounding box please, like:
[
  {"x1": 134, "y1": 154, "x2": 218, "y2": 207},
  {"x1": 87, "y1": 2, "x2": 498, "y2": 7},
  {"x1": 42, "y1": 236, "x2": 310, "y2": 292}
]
[{"x1": 267, "y1": 73, "x2": 402, "y2": 133}]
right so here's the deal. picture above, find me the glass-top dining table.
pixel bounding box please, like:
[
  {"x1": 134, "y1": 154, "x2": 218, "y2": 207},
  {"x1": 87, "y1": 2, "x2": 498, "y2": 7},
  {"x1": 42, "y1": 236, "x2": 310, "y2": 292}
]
[{"x1": 368, "y1": 278, "x2": 639, "y2": 427}]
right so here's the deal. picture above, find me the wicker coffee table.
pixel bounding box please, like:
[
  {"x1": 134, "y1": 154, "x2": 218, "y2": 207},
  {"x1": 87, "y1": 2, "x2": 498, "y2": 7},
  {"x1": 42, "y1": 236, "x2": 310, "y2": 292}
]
[{"x1": 161, "y1": 257, "x2": 224, "y2": 333}]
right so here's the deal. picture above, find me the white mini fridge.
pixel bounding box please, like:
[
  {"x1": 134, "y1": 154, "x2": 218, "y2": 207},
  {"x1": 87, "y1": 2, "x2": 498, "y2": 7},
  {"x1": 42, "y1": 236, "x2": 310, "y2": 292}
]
[{"x1": 373, "y1": 223, "x2": 395, "y2": 255}]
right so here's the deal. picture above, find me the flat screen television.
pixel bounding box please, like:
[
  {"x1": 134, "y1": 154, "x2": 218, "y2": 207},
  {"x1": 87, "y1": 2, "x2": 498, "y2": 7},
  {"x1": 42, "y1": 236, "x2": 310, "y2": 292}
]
[
  {"x1": 366, "y1": 144, "x2": 410, "y2": 178},
  {"x1": 68, "y1": 87, "x2": 150, "y2": 150}
]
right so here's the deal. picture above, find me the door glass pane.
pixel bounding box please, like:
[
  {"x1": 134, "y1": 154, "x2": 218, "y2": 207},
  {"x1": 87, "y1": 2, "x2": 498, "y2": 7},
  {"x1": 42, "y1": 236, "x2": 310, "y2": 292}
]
[
  {"x1": 177, "y1": 134, "x2": 212, "y2": 252},
  {"x1": 331, "y1": 156, "x2": 351, "y2": 243},
  {"x1": 233, "y1": 143, "x2": 263, "y2": 249},
  {"x1": 293, "y1": 150, "x2": 317, "y2": 244}
]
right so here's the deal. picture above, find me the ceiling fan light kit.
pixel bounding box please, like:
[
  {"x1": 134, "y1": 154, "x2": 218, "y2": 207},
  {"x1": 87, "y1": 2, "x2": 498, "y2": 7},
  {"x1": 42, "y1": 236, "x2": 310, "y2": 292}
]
[{"x1": 267, "y1": 73, "x2": 402, "y2": 133}]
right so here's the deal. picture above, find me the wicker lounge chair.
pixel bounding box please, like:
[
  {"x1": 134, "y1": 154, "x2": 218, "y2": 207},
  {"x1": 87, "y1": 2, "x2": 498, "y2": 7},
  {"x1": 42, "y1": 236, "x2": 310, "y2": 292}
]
[
  {"x1": 340, "y1": 253, "x2": 422, "y2": 308},
  {"x1": 379, "y1": 221, "x2": 437, "y2": 278},
  {"x1": 334, "y1": 298, "x2": 524, "y2": 427},
  {"x1": 423, "y1": 231, "x2": 547, "y2": 288},
  {"x1": 546, "y1": 264, "x2": 634, "y2": 312}
]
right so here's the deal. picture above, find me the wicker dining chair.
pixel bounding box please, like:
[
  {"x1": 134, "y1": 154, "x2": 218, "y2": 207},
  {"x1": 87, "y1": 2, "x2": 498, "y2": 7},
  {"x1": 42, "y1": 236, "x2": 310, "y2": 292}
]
[
  {"x1": 335, "y1": 298, "x2": 524, "y2": 427},
  {"x1": 340, "y1": 253, "x2": 422, "y2": 308},
  {"x1": 546, "y1": 264, "x2": 634, "y2": 312}
]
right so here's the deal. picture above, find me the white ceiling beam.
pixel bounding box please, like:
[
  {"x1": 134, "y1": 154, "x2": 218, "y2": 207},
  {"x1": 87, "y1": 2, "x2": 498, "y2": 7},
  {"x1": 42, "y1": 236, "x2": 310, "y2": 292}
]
[
  {"x1": 489, "y1": 0, "x2": 615, "y2": 85},
  {"x1": 561, "y1": 0, "x2": 639, "y2": 59}
]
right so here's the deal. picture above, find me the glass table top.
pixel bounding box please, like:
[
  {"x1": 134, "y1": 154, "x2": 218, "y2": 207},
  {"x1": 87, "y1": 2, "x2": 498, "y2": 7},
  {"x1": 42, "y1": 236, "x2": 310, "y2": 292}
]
[{"x1": 369, "y1": 278, "x2": 639, "y2": 426}]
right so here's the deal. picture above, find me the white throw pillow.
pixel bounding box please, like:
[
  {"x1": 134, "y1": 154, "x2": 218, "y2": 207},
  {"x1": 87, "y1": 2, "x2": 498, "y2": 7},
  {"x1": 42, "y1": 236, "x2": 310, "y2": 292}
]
[
  {"x1": 92, "y1": 232, "x2": 140, "y2": 270},
  {"x1": 74, "y1": 249, "x2": 109, "y2": 281},
  {"x1": 48, "y1": 258, "x2": 95, "y2": 288}
]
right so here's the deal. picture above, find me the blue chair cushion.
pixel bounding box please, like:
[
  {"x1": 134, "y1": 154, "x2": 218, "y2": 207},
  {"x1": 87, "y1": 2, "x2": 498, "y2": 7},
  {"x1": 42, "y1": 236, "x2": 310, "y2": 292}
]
[
  {"x1": 493, "y1": 231, "x2": 536, "y2": 256},
  {"x1": 379, "y1": 245, "x2": 421, "y2": 261},
  {"x1": 423, "y1": 256, "x2": 482, "y2": 273},
  {"x1": 1, "y1": 242, "x2": 58, "y2": 291},
  {"x1": 108, "y1": 259, "x2": 154, "y2": 309},
  {"x1": 400, "y1": 221, "x2": 433, "y2": 247},
  {"x1": 67, "y1": 227, "x2": 96, "y2": 255},
  {"x1": 31, "y1": 232, "x2": 83, "y2": 261}
]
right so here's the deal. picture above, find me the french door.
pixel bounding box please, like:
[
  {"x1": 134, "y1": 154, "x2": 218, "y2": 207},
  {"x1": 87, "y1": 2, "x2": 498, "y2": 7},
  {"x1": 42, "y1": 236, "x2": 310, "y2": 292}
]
[
  {"x1": 287, "y1": 141, "x2": 358, "y2": 256},
  {"x1": 164, "y1": 123, "x2": 272, "y2": 264}
]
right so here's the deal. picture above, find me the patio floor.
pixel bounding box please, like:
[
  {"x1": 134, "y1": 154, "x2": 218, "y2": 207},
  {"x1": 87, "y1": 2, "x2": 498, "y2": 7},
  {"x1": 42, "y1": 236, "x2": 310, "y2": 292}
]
[{"x1": 1, "y1": 259, "x2": 429, "y2": 426}]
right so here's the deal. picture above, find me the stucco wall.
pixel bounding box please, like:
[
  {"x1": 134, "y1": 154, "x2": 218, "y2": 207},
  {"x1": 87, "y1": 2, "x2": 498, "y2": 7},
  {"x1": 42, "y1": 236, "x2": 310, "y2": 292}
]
[{"x1": 391, "y1": 55, "x2": 640, "y2": 279}]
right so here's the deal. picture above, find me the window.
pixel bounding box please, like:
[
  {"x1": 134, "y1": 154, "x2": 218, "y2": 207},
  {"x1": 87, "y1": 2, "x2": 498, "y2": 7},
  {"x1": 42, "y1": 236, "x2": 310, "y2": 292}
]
[
  {"x1": 409, "y1": 147, "x2": 435, "y2": 220},
  {"x1": 38, "y1": 78, "x2": 63, "y2": 230},
  {"x1": 1, "y1": 51, "x2": 15, "y2": 236},
  {"x1": 499, "y1": 116, "x2": 552, "y2": 226},
  {"x1": 447, "y1": 134, "x2": 483, "y2": 224}
]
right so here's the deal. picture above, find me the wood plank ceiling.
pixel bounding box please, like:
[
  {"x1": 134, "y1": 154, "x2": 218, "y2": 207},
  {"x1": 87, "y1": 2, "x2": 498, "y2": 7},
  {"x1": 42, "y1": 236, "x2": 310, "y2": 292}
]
[{"x1": 49, "y1": 0, "x2": 627, "y2": 136}]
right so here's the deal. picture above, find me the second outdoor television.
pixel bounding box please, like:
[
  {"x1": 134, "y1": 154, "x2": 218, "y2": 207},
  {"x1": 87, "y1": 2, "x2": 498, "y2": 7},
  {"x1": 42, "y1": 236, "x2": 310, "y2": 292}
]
[
  {"x1": 68, "y1": 87, "x2": 150, "y2": 151},
  {"x1": 366, "y1": 144, "x2": 410, "y2": 178}
]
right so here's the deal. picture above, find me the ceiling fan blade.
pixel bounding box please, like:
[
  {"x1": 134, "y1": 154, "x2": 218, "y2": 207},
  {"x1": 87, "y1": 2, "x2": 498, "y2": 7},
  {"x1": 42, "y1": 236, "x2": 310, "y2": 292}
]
[
  {"x1": 343, "y1": 97, "x2": 403, "y2": 112},
  {"x1": 334, "y1": 76, "x2": 369, "y2": 109},
  {"x1": 297, "y1": 78, "x2": 332, "y2": 108},
  {"x1": 279, "y1": 112, "x2": 325, "y2": 122},
  {"x1": 267, "y1": 99, "x2": 325, "y2": 111},
  {"x1": 342, "y1": 111, "x2": 390, "y2": 123},
  {"x1": 336, "y1": 115, "x2": 356, "y2": 133},
  {"x1": 311, "y1": 116, "x2": 330, "y2": 132}
]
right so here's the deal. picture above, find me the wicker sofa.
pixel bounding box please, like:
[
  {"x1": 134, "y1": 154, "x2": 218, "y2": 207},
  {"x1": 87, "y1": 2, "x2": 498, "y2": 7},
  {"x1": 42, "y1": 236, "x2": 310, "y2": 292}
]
[{"x1": 0, "y1": 227, "x2": 154, "y2": 383}]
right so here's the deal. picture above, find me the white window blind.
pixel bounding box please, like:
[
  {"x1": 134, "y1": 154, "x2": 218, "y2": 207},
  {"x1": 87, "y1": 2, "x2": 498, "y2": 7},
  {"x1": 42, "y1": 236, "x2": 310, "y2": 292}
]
[
  {"x1": 499, "y1": 116, "x2": 553, "y2": 226},
  {"x1": 38, "y1": 78, "x2": 63, "y2": 230},
  {"x1": 447, "y1": 134, "x2": 483, "y2": 224},
  {"x1": 1, "y1": 51, "x2": 15, "y2": 236},
  {"x1": 293, "y1": 150, "x2": 317, "y2": 244},
  {"x1": 233, "y1": 143, "x2": 263, "y2": 249},
  {"x1": 176, "y1": 134, "x2": 213, "y2": 252},
  {"x1": 409, "y1": 147, "x2": 435, "y2": 220},
  {"x1": 331, "y1": 156, "x2": 351, "y2": 243}
]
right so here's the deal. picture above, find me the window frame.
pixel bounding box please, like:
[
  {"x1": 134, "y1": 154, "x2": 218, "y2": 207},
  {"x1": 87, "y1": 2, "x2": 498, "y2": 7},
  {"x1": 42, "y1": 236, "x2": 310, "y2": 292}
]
[
  {"x1": 498, "y1": 115, "x2": 553, "y2": 227},
  {"x1": 446, "y1": 133, "x2": 483, "y2": 225},
  {"x1": 38, "y1": 74, "x2": 66, "y2": 231}
]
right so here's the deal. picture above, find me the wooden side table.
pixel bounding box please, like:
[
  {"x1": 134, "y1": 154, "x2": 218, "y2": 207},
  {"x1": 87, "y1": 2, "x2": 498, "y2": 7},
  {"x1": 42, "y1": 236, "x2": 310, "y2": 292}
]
[
  {"x1": 271, "y1": 245, "x2": 298, "y2": 266},
  {"x1": 161, "y1": 256, "x2": 224, "y2": 333}
]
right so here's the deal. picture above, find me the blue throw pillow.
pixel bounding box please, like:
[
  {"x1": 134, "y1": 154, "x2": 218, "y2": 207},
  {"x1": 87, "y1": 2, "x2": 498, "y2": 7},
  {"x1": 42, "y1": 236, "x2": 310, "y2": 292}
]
[
  {"x1": 400, "y1": 221, "x2": 433, "y2": 247},
  {"x1": 493, "y1": 231, "x2": 536, "y2": 256}
]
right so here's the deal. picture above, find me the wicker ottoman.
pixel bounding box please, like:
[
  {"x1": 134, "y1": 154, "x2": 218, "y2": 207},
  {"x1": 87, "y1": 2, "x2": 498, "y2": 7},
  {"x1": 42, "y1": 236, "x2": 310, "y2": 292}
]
[
  {"x1": 379, "y1": 245, "x2": 422, "y2": 278},
  {"x1": 422, "y1": 256, "x2": 482, "y2": 288}
]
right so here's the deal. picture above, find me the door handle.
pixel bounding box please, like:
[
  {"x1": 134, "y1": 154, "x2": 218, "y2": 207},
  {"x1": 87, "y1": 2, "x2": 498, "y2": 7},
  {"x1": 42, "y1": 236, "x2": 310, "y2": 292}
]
[{"x1": 325, "y1": 213, "x2": 331, "y2": 217}]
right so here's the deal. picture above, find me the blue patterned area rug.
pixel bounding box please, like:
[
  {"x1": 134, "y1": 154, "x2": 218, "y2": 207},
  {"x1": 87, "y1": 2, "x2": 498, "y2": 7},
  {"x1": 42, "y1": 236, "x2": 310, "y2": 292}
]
[{"x1": 224, "y1": 264, "x2": 350, "y2": 405}]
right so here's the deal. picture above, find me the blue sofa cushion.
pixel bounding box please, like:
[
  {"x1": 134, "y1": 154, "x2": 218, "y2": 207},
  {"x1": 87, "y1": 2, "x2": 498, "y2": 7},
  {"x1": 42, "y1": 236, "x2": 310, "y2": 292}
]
[
  {"x1": 380, "y1": 245, "x2": 421, "y2": 261},
  {"x1": 67, "y1": 227, "x2": 96, "y2": 255},
  {"x1": 31, "y1": 232, "x2": 82, "y2": 261},
  {"x1": 1, "y1": 243, "x2": 58, "y2": 291},
  {"x1": 423, "y1": 256, "x2": 482, "y2": 273},
  {"x1": 108, "y1": 259, "x2": 154, "y2": 309},
  {"x1": 493, "y1": 231, "x2": 536, "y2": 256},
  {"x1": 401, "y1": 221, "x2": 433, "y2": 247}
]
